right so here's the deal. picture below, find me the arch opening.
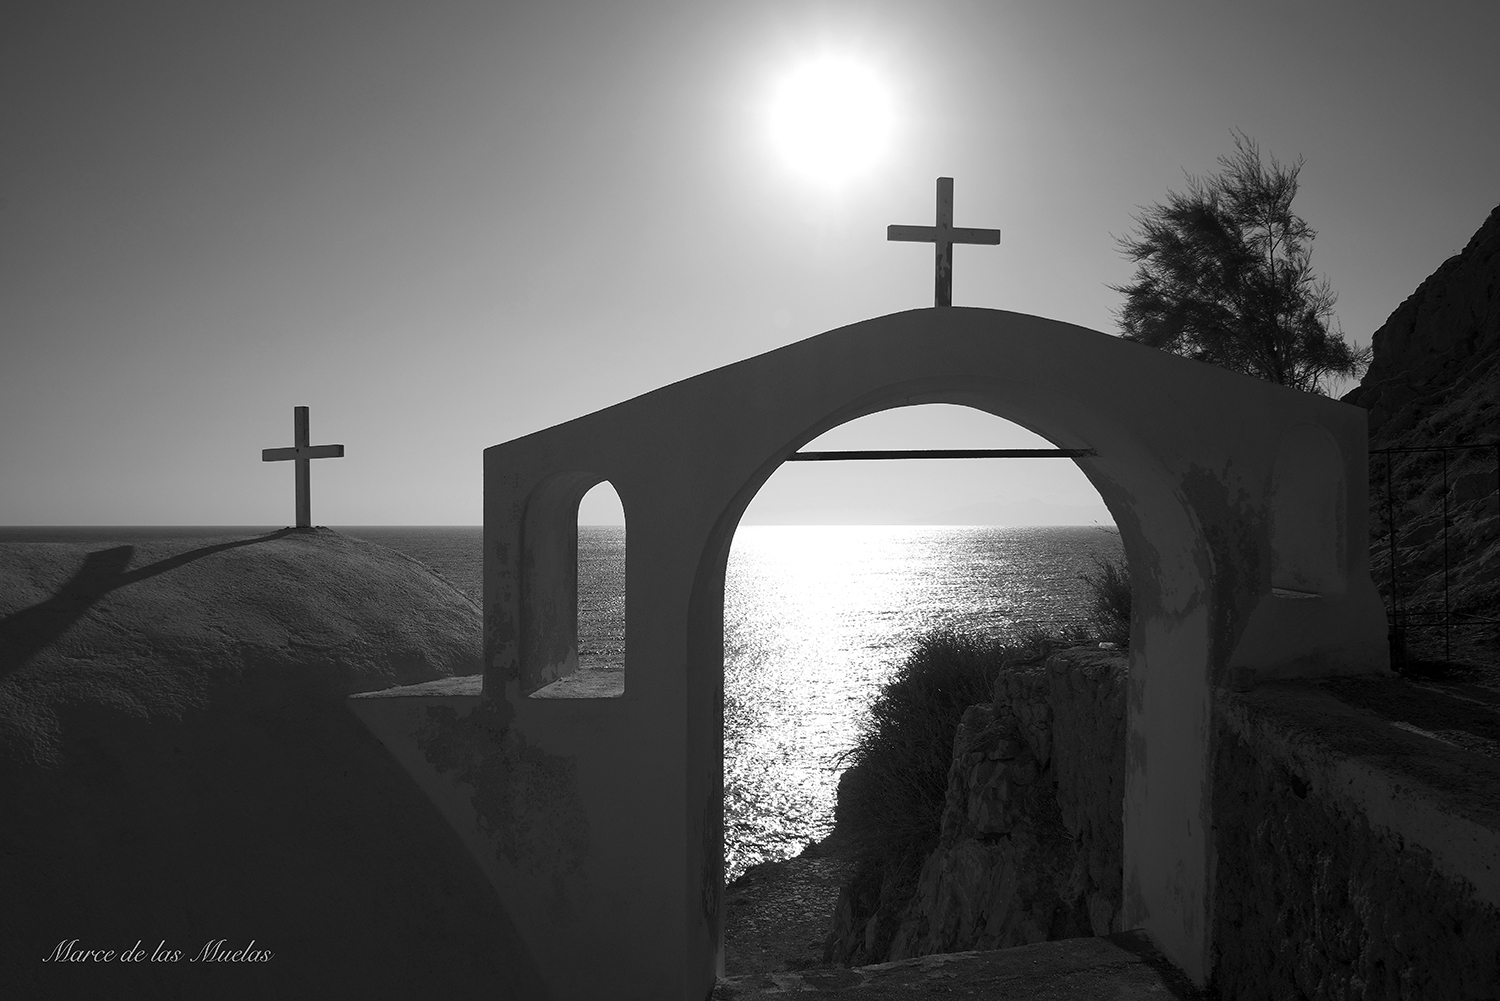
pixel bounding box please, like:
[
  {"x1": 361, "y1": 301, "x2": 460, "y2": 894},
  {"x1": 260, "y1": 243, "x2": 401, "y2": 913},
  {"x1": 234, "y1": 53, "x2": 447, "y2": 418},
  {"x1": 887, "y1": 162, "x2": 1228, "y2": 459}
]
[
  {"x1": 714, "y1": 404, "x2": 1127, "y2": 946},
  {"x1": 688, "y1": 381, "x2": 1218, "y2": 982}
]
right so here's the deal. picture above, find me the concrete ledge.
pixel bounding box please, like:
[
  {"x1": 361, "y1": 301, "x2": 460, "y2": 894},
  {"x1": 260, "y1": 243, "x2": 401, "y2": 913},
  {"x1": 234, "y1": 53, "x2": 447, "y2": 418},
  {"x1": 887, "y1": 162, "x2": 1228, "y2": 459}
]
[
  {"x1": 349, "y1": 674, "x2": 484, "y2": 698},
  {"x1": 528, "y1": 667, "x2": 625, "y2": 699},
  {"x1": 1218, "y1": 680, "x2": 1500, "y2": 909}
]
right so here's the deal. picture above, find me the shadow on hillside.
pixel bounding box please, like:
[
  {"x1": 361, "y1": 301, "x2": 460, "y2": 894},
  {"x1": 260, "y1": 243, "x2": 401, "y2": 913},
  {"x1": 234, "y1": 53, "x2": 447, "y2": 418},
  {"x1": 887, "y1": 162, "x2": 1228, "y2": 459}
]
[{"x1": 0, "y1": 529, "x2": 298, "y2": 681}]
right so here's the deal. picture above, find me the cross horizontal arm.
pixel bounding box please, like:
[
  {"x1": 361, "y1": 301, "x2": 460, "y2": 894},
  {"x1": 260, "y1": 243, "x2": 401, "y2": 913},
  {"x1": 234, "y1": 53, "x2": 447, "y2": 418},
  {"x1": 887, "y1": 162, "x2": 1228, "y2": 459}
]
[
  {"x1": 887, "y1": 224, "x2": 939, "y2": 242},
  {"x1": 949, "y1": 227, "x2": 1002, "y2": 245},
  {"x1": 262, "y1": 444, "x2": 345, "y2": 462},
  {"x1": 787, "y1": 448, "x2": 1096, "y2": 461},
  {"x1": 887, "y1": 224, "x2": 1002, "y2": 246}
]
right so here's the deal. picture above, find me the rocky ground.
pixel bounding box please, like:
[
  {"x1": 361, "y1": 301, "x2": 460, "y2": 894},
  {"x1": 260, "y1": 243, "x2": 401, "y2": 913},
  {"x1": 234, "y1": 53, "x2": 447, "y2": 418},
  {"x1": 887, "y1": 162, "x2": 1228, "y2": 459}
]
[
  {"x1": 719, "y1": 835, "x2": 1208, "y2": 999},
  {"x1": 724, "y1": 832, "x2": 859, "y2": 976}
]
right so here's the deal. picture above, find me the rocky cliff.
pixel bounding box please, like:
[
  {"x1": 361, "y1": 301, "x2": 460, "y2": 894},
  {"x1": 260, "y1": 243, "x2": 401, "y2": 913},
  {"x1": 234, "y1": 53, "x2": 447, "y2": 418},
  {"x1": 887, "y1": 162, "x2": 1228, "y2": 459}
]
[
  {"x1": 1342, "y1": 204, "x2": 1500, "y2": 439},
  {"x1": 823, "y1": 647, "x2": 1127, "y2": 965},
  {"x1": 0, "y1": 528, "x2": 545, "y2": 1000},
  {"x1": 1342, "y1": 204, "x2": 1500, "y2": 670}
]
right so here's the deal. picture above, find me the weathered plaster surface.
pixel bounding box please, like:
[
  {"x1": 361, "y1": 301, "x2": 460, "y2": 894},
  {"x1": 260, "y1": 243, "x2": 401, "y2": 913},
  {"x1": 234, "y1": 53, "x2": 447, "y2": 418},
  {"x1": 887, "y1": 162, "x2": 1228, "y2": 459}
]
[
  {"x1": 1122, "y1": 603, "x2": 1213, "y2": 983},
  {"x1": 414, "y1": 701, "x2": 592, "y2": 881},
  {"x1": 349, "y1": 687, "x2": 608, "y2": 999}
]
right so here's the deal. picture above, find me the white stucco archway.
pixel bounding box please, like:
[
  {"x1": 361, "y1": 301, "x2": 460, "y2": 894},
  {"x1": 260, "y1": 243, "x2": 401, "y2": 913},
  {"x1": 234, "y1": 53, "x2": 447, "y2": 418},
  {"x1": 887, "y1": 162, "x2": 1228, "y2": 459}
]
[{"x1": 364, "y1": 308, "x2": 1387, "y2": 1001}]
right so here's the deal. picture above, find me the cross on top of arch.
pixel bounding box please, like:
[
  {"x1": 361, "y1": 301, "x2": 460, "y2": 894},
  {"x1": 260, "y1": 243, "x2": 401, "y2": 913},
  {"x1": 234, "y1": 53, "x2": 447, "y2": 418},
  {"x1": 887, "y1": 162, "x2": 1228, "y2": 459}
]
[{"x1": 887, "y1": 177, "x2": 1002, "y2": 307}]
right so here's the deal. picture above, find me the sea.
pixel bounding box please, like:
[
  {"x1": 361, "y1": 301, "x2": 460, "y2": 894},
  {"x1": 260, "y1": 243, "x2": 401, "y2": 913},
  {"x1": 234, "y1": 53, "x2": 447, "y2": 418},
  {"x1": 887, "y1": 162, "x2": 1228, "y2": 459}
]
[{"x1": 0, "y1": 523, "x2": 1122, "y2": 883}]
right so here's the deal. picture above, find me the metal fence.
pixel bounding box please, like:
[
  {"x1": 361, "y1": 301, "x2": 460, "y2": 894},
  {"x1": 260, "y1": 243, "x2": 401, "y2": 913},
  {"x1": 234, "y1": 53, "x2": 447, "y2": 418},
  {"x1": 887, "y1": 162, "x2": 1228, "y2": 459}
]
[{"x1": 1374, "y1": 441, "x2": 1500, "y2": 669}]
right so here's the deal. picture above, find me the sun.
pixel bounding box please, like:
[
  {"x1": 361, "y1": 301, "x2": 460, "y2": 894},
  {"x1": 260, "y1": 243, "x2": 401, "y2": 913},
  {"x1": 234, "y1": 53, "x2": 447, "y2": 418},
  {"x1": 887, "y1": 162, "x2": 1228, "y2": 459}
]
[{"x1": 769, "y1": 55, "x2": 894, "y2": 184}]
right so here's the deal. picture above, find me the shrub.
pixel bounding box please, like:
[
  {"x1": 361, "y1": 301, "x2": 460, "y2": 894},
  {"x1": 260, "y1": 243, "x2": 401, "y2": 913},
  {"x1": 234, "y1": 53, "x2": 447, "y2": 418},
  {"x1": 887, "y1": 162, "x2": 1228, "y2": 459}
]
[
  {"x1": 828, "y1": 612, "x2": 1126, "y2": 963},
  {"x1": 1079, "y1": 554, "x2": 1132, "y2": 648},
  {"x1": 832, "y1": 628, "x2": 1070, "y2": 916}
]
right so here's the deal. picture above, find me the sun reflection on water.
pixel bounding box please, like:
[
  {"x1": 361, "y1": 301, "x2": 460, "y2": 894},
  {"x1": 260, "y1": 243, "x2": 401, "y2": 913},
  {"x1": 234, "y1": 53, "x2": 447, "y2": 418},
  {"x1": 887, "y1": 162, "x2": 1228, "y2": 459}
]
[{"x1": 721, "y1": 524, "x2": 1121, "y2": 881}]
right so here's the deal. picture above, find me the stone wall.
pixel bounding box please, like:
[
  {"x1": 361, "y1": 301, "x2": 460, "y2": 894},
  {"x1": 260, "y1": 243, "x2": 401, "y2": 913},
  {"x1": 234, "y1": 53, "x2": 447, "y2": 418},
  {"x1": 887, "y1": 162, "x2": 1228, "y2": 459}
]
[
  {"x1": 1212, "y1": 683, "x2": 1500, "y2": 1000},
  {"x1": 824, "y1": 646, "x2": 1128, "y2": 964}
]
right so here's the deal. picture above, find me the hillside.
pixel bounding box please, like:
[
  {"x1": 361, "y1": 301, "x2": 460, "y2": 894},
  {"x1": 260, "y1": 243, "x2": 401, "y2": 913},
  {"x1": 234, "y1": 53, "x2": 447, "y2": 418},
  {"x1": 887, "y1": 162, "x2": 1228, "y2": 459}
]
[{"x1": 0, "y1": 528, "x2": 542, "y2": 1000}]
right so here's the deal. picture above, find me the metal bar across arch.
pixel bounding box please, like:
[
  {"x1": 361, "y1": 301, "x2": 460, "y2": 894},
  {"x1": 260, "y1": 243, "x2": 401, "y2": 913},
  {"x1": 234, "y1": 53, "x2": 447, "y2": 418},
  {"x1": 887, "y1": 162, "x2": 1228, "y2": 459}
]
[{"x1": 787, "y1": 447, "x2": 1098, "y2": 461}]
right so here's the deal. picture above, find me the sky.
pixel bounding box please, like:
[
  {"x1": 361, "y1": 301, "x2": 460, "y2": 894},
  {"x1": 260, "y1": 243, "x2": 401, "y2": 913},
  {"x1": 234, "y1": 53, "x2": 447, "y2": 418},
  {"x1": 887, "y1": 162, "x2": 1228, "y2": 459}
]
[{"x1": 3, "y1": 0, "x2": 1496, "y2": 527}]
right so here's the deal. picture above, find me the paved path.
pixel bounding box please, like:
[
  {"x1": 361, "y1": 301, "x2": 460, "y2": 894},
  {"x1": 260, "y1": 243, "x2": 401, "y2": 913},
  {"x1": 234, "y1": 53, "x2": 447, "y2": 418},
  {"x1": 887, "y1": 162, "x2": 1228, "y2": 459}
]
[{"x1": 714, "y1": 934, "x2": 1209, "y2": 1000}]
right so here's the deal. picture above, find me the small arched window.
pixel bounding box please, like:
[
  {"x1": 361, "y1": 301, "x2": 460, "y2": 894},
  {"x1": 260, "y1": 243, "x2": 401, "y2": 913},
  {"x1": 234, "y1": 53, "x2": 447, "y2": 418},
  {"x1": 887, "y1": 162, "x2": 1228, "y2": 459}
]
[
  {"x1": 521, "y1": 475, "x2": 626, "y2": 698},
  {"x1": 576, "y1": 481, "x2": 626, "y2": 675}
]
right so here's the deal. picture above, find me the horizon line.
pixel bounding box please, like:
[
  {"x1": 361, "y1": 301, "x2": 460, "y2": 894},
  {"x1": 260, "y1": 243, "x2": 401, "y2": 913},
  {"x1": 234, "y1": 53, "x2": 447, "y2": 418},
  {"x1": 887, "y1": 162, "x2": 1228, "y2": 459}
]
[{"x1": 0, "y1": 521, "x2": 1121, "y2": 531}]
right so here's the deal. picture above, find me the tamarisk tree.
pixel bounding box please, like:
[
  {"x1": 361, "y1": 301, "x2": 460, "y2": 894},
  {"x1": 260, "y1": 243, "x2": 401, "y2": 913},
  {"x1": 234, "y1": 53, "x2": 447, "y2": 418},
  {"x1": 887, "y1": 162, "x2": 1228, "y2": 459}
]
[{"x1": 1111, "y1": 132, "x2": 1369, "y2": 395}]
